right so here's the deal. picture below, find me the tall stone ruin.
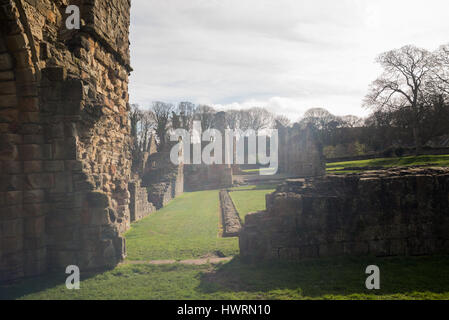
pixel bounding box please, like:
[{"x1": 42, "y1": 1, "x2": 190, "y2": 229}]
[{"x1": 0, "y1": 0, "x2": 133, "y2": 282}]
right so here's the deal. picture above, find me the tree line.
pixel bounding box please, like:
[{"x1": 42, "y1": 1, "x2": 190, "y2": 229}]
[{"x1": 130, "y1": 43, "x2": 449, "y2": 160}]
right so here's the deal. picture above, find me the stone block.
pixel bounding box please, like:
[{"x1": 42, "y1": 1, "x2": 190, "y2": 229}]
[
  {"x1": 0, "y1": 95, "x2": 18, "y2": 108},
  {"x1": 0, "y1": 53, "x2": 13, "y2": 70},
  {"x1": 5, "y1": 191, "x2": 22, "y2": 205},
  {"x1": 23, "y1": 189, "x2": 45, "y2": 204},
  {"x1": 0, "y1": 205, "x2": 23, "y2": 220},
  {"x1": 0, "y1": 174, "x2": 22, "y2": 191},
  {"x1": 19, "y1": 144, "x2": 43, "y2": 160},
  {"x1": 0, "y1": 71, "x2": 14, "y2": 81},
  {"x1": 23, "y1": 203, "x2": 48, "y2": 217},
  {"x1": 24, "y1": 216, "x2": 45, "y2": 236},
  {"x1": 0, "y1": 81, "x2": 16, "y2": 95},
  {"x1": 24, "y1": 173, "x2": 54, "y2": 190},
  {"x1": 44, "y1": 160, "x2": 64, "y2": 172},
  {"x1": 42, "y1": 66, "x2": 67, "y2": 81},
  {"x1": 6, "y1": 34, "x2": 29, "y2": 51},
  {"x1": 1, "y1": 236, "x2": 23, "y2": 255},
  {"x1": 1, "y1": 219, "x2": 23, "y2": 238},
  {"x1": 18, "y1": 97, "x2": 39, "y2": 112},
  {"x1": 23, "y1": 160, "x2": 43, "y2": 173},
  {"x1": 2, "y1": 161, "x2": 22, "y2": 174},
  {"x1": 86, "y1": 191, "x2": 110, "y2": 208}
]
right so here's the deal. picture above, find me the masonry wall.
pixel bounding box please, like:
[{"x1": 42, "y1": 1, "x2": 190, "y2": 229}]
[
  {"x1": 184, "y1": 163, "x2": 232, "y2": 192},
  {"x1": 128, "y1": 178, "x2": 155, "y2": 222},
  {"x1": 278, "y1": 123, "x2": 325, "y2": 177},
  {"x1": 0, "y1": 0, "x2": 133, "y2": 282},
  {"x1": 143, "y1": 150, "x2": 184, "y2": 209},
  {"x1": 239, "y1": 168, "x2": 449, "y2": 262}
]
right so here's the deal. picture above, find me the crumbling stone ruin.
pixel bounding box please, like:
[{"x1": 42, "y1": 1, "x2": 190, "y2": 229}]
[
  {"x1": 184, "y1": 112, "x2": 233, "y2": 191},
  {"x1": 240, "y1": 167, "x2": 449, "y2": 262},
  {"x1": 0, "y1": 0, "x2": 135, "y2": 282},
  {"x1": 277, "y1": 123, "x2": 326, "y2": 177},
  {"x1": 142, "y1": 146, "x2": 184, "y2": 209}
]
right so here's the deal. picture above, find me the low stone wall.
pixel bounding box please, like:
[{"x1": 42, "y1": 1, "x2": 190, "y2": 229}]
[
  {"x1": 239, "y1": 167, "x2": 449, "y2": 262},
  {"x1": 128, "y1": 178, "x2": 155, "y2": 222},
  {"x1": 219, "y1": 190, "x2": 241, "y2": 237}
]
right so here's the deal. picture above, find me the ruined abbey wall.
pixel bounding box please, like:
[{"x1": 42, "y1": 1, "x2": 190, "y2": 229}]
[
  {"x1": 240, "y1": 168, "x2": 449, "y2": 262},
  {"x1": 278, "y1": 123, "x2": 326, "y2": 177},
  {"x1": 0, "y1": 0, "x2": 133, "y2": 282}
]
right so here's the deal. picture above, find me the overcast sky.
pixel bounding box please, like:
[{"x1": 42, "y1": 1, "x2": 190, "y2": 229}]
[{"x1": 129, "y1": 0, "x2": 449, "y2": 120}]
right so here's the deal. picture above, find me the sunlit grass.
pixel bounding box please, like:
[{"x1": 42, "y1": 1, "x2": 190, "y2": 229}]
[
  {"x1": 3, "y1": 256, "x2": 449, "y2": 300},
  {"x1": 327, "y1": 154, "x2": 449, "y2": 173},
  {"x1": 229, "y1": 185, "x2": 275, "y2": 222},
  {"x1": 125, "y1": 190, "x2": 239, "y2": 261}
]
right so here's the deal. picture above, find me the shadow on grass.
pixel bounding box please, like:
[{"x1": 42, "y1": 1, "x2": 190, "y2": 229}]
[
  {"x1": 197, "y1": 255, "x2": 449, "y2": 298},
  {"x1": 0, "y1": 266, "x2": 114, "y2": 300}
]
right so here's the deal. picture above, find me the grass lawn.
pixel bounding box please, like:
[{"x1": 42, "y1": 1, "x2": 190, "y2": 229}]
[
  {"x1": 3, "y1": 186, "x2": 449, "y2": 300},
  {"x1": 125, "y1": 190, "x2": 239, "y2": 260},
  {"x1": 3, "y1": 255, "x2": 449, "y2": 300},
  {"x1": 327, "y1": 154, "x2": 449, "y2": 173},
  {"x1": 229, "y1": 185, "x2": 276, "y2": 222}
]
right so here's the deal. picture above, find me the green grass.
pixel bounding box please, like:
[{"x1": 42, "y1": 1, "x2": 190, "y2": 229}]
[
  {"x1": 327, "y1": 154, "x2": 449, "y2": 173},
  {"x1": 124, "y1": 190, "x2": 239, "y2": 261},
  {"x1": 229, "y1": 185, "x2": 276, "y2": 222},
  {"x1": 3, "y1": 186, "x2": 449, "y2": 300},
  {"x1": 3, "y1": 255, "x2": 449, "y2": 300}
]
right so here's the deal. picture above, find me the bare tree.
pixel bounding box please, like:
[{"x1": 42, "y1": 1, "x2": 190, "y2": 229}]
[
  {"x1": 225, "y1": 109, "x2": 241, "y2": 130},
  {"x1": 195, "y1": 105, "x2": 216, "y2": 132},
  {"x1": 364, "y1": 45, "x2": 438, "y2": 154},
  {"x1": 274, "y1": 114, "x2": 291, "y2": 128},
  {"x1": 152, "y1": 101, "x2": 174, "y2": 151},
  {"x1": 299, "y1": 108, "x2": 339, "y2": 129},
  {"x1": 177, "y1": 101, "x2": 197, "y2": 130},
  {"x1": 129, "y1": 104, "x2": 143, "y2": 143},
  {"x1": 139, "y1": 110, "x2": 156, "y2": 152},
  {"x1": 246, "y1": 107, "x2": 274, "y2": 132},
  {"x1": 340, "y1": 115, "x2": 364, "y2": 128},
  {"x1": 434, "y1": 44, "x2": 449, "y2": 95}
]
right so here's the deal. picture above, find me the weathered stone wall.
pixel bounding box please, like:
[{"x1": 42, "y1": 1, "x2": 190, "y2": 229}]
[
  {"x1": 128, "y1": 178, "x2": 155, "y2": 222},
  {"x1": 240, "y1": 168, "x2": 449, "y2": 262},
  {"x1": 278, "y1": 123, "x2": 325, "y2": 177},
  {"x1": 143, "y1": 150, "x2": 183, "y2": 209},
  {"x1": 0, "y1": 0, "x2": 132, "y2": 282},
  {"x1": 184, "y1": 163, "x2": 233, "y2": 192}
]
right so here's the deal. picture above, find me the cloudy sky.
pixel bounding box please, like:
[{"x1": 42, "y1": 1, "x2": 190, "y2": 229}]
[{"x1": 129, "y1": 0, "x2": 449, "y2": 120}]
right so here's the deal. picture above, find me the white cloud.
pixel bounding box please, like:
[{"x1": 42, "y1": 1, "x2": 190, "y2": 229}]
[{"x1": 129, "y1": 0, "x2": 449, "y2": 119}]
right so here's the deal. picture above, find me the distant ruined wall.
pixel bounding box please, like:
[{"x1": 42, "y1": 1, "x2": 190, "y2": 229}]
[
  {"x1": 128, "y1": 178, "x2": 155, "y2": 222},
  {"x1": 142, "y1": 149, "x2": 184, "y2": 209},
  {"x1": 184, "y1": 163, "x2": 232, "y2": 192},
  {"x1": 0, "y1": 0, "x2": 132, "y2": 282},
  {"x1": 240, "y1": 168, "x2": 449, "y2": 262},
  {"x1": 278, "y1": 123, "x2": 325, "y2": 177}
]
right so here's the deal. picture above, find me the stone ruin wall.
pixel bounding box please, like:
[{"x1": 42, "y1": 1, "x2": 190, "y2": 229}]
[
  {"x1": 128, "y1": 178, "x2": 155, "y2": 222},
  {"x1": 240, "y1": 168, "x2": 449, "y2": 262},
  {"x1": 278, "y1": 123, "x2": 326, "y2": 177},
  {"x1": 0, "y1": 0, "x2": 134, "y2": 282},
  {"x1": 184, "y1": 162, "x2": 232, "y2": 192},
  {"x1": 142, "y1": 147, "x2": 184, "y2": 209}
]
